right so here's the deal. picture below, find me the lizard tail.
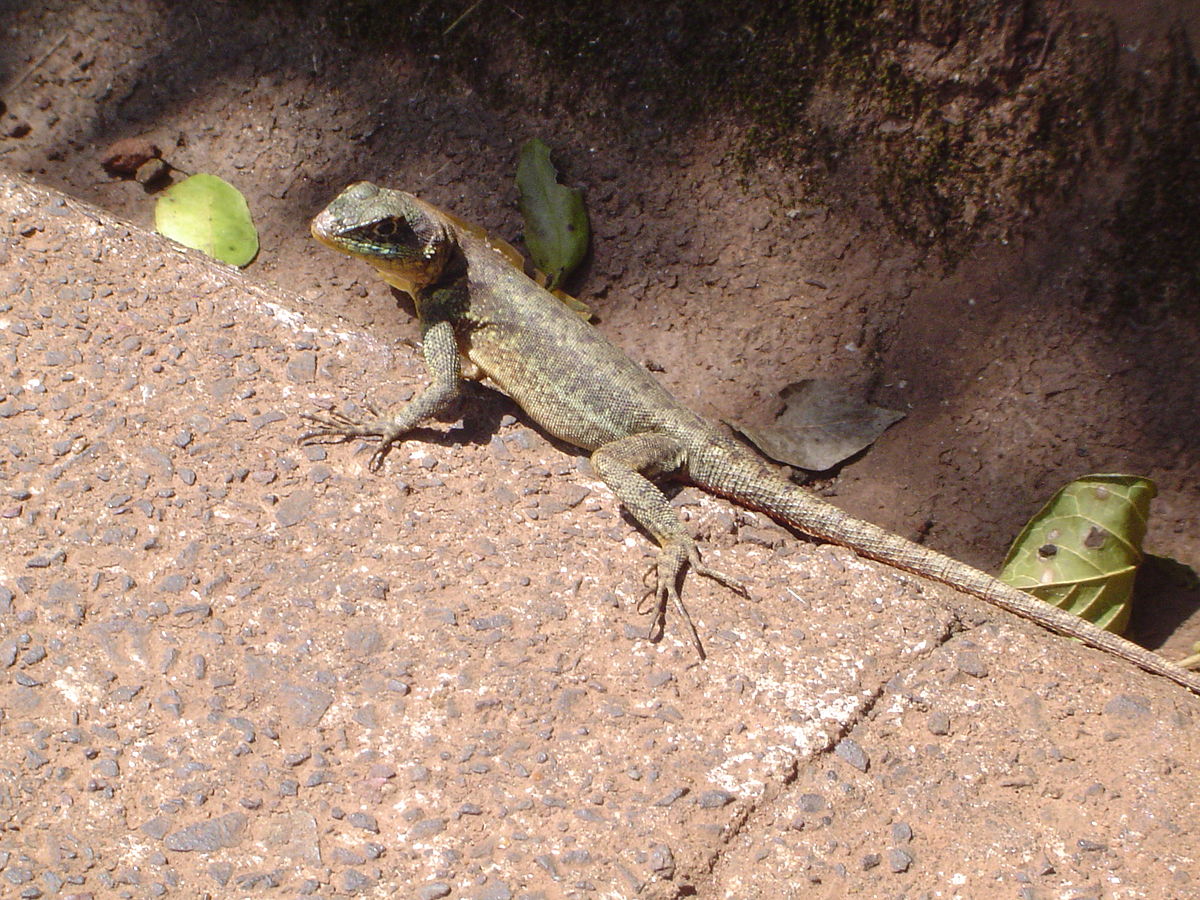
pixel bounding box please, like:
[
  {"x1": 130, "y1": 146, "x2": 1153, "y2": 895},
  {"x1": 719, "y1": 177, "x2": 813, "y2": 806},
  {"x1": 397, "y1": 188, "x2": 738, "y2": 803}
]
[{"x1": 697, "y1": 444, "x2": 1200, "y2": 695}]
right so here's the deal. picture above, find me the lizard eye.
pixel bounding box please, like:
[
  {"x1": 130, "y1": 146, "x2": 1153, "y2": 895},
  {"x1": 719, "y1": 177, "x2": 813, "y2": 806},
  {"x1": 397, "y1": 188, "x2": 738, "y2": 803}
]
[
  {"x1": 369, "y1": 217, "x2": 406, "y2": 240},
  {"x1": 346, "y1": 216, "x2": 417, "y2": 248}
]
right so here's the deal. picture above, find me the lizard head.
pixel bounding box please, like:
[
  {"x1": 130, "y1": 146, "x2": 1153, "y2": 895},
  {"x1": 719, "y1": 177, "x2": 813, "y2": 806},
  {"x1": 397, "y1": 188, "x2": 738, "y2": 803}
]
[{"x1": 311, "y1": 182, "x2": 455, "y2": 295}]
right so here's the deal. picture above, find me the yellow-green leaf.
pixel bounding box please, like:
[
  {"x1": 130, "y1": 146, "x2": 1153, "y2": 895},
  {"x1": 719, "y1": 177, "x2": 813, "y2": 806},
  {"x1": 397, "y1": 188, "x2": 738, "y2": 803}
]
[
  {"x1": 1000, "y1": 474, "x2": 1157, "y2": 633},
  {"x1": 155, "y1": 174, "x2": 258, "y2": 267},
  {"x1": 516, "y1": 139, "x2": 589, "y2": 290},
  {"x1": 434, "y1": 197, "x2": 592, "y2": 319}
]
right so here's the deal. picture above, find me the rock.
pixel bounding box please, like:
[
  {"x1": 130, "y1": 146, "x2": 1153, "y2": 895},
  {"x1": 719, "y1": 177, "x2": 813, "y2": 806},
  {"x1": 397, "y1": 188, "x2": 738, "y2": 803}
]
[
  {"x1": 101, "y1": 137, "x2": 161, "y2": 178},
  {"x1": 164, "y1": 812, "x2": 248, "y2": 852},
  {"x1": 835, "y1": 738, "x2": 869, "y2": 772}
]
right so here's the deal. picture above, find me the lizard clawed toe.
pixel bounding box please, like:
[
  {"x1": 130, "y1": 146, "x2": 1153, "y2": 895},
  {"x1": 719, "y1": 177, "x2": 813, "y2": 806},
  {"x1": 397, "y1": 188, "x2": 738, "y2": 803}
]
[
  {"x1": 687, "y1": 548, "x2": 750, "y2": 599},
  {"x1": 366, "y1": 443, "x2": 393, "y2": 472},
  {"x1": 299, "y1": 409, "x2": 401, "y2": 471},
  {"x1": 638, "y1": 575, "x2": 705, "y2": 661},
  {"x1": 300, "y1": 410, "x2": 367, "y2": 441},
  {"x1": 636, "y1": 541, "x2": 749, "y2": 660}
]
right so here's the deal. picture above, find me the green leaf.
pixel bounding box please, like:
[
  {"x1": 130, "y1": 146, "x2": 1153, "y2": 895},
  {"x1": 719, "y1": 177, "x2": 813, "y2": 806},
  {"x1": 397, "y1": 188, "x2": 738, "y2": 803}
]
[
  {"x1": 1000, "y1": 474, "x2": 1157, "y2": 633},
  {"x1": 436, "y1": 199, "x2": 592, "y2": 318},
  {"x1": 548, "y1": 287, "x2": 593, "y2": 320},
  {"x1": 155, "y1": 174, "x2": 258, "y2": 267},
  {"x1": 516, "y1": 139, "x2": 589, "y2": 290}
]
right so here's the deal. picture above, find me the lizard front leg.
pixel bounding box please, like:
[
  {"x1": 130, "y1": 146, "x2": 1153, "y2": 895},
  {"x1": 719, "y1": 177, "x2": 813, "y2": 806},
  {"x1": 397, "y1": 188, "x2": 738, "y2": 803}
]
[
  {"x1": 591, "y1": 432, "x2": 748, "y2": 659},
  {"x1": 301, "y1": 317, "x2": 463, "y2": 471}
]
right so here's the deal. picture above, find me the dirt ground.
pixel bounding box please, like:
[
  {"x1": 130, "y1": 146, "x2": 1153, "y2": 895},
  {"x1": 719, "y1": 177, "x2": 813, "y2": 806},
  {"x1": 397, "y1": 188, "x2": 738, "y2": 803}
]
[{"x1": 2, "y1": 1, "x2": 1199, "y2": 897}]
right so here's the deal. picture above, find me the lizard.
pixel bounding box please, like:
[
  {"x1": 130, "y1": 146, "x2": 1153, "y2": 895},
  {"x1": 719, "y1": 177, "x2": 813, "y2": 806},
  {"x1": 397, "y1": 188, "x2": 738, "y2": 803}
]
[{"x1": 301, "y1": 180, "x2": 1200, "y2": 696}]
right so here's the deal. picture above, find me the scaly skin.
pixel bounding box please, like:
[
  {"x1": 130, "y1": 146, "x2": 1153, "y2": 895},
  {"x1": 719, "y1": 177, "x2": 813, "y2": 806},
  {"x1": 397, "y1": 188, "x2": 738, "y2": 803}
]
[{"x1": 302, "y1": 181, "x2": 1200, "y2": 694}]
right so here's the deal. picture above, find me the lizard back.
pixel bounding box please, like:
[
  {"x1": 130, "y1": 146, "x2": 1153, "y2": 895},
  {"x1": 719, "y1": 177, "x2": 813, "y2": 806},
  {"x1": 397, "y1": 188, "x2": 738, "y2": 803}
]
[{"x1": 450, "y1": 229, "x2": 709, "y2": 452}]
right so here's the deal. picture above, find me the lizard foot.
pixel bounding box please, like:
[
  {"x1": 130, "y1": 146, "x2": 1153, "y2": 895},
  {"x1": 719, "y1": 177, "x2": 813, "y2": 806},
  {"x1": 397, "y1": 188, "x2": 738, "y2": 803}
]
[
  {"x1": 299, "y1": 405, "x2": 401, "y2": 471},
  {"x1": 638, "y1": 541, "x2": 750, "y2": 661}
]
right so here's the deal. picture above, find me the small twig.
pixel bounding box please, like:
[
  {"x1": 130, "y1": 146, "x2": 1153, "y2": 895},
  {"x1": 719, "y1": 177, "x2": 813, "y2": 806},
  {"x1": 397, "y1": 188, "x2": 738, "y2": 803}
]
[
  {"x1": 1032, "y1": 21, "x2": 1061, "y2": 71},
  {"x1": 443, "y1": 0, "x2": 485, "y2": 36},
  {"x1": 9, "y1": 33, "x2": 69, "y2": 92}
]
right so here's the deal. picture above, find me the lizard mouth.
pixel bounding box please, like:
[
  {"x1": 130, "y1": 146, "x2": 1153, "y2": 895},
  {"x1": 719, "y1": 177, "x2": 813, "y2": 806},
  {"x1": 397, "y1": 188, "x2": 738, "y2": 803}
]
[{"x1": 310, "y1": 212, "x2": 343, "y2": 251}]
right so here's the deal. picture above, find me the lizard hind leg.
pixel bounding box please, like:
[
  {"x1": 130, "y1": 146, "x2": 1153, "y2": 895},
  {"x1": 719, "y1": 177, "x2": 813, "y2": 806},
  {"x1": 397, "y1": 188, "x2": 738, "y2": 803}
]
[{"x1": 591, "y1": 431, "x2": 748, "y2": 659}]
